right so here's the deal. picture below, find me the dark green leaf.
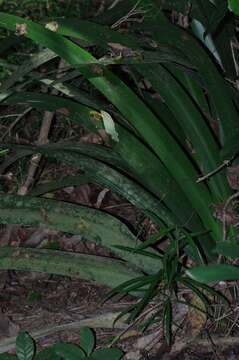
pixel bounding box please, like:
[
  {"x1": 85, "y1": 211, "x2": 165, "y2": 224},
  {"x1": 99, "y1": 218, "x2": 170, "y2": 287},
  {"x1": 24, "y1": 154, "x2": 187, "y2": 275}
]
[
  {"x1": 79, "y1": 327, "x2": 95, "y2": 356},
  {"x1": 215, "y1": 242, "x2": 239, "y2": 259},
  {"x1": 134, "y1": 227, "x2": 174, "y2": 251},
  {"x1": 35, "y1": 348, "x2": 60, "y2": 360},
  {"x1": 51, "y1": 343, "x2": 85, "y2": 359},
  {"x1": 128, "y1": 272, "x2": 162, "y2": 322},
  {"x1": 1, "y1": 142, "x2": 175, "y2": 235},
  {"x1": 4, "y1": 92, "x2": 96, "y2": 132},
  {"x1": 0, "y1": 245, "x2": 143, "y2": 290},
  {"x1": 16, "y1": 332, "x2": 34, "y2": 360},
  {"x1": 30, "y1": 175, "x2": 89, "y2": 196},
  {"x1": 139, "y1": 6, "x2": 239, "y2": 156},
  {"x1": 137, "y1": 63, "x2": 229, "y2": 202},
  {"x1": 204, "y1": 1, "x2": 228, "y2": 36},
  {"x1": 163, "y1": 299, "x2": 172, "y2": 345},
  {"x1": 187, "y1": 264, "x2": 239, "y2": 283},
  {"x1": 0, "y1": 192, "x2": 158, "y2": 274},
  {"x1": 113, "y1": 245, "x2": 163, "y2": 260},
  {"x1": 181, "y1": 277, "x2": 229, "y2": 304},
  {"x1": 0, "y1": 12, "x2": 220, "y2": 246},
  {"x1": 105, "y1": 275, "x2": 158, "y2": 301},
  {"x1": 179, "y1": 278, "x2": 210, "y2": 307},
  {"x1": 181, "y1": 230, "x2": 206, "y2": 265}
]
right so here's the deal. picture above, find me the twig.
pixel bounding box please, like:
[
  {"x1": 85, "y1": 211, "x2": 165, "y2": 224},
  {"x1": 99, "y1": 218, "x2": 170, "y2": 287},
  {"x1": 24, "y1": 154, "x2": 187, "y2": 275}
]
[
  {"x1": 17, "y1": 110, "x2": 54, "y2": 195},
  {"x1": 95, "y1": 188, "x2": 110, "y2": 208},
  {"x1": 17, "y1": 59, "x2": 65, "y2": 196},
  {"x1": 196, "y1": 159, "x2": 232, "y2": 183},
  {"x1": 108, "y1": 0, "x2": 123, "y2": 9},
  {"x1": 0, "y1": 114, "x2": 23, "y2": 119},
  {"x1": 1, "y1": 60, "x2": 65, "y2": 245},
  {"x1": 205, "y1": 329, "x2": 225, "y2": 360},
  {"x1": 226, "y1": 307, "x2": 239, "y2": 336},
  {"x1": 95, "y1": 0, "x2": 106, "y2": 16},
  {"x1": 111, "y1": 0, "x2": 145, "y2": 29}
]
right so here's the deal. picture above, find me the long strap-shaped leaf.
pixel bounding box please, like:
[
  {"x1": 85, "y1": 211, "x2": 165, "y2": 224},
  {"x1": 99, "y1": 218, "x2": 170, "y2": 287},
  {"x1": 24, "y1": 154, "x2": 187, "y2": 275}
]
[
  {"x1": 38, "y1": 78, "x2": 205, "y2": 230},
  {"x1": 138, "y1": 2, "x2": 239, "y2": 152},
  {"x1": 54, "y1": 17, "x2": 230, "y2": 201},
  {"x1": 4, "y1": 91, "x2": 97, "y2": 131},
  {"x1": 137, "y1": 64, "x2": 230, "y2": 201},
  {"x1": 3, "y1": 142, "x2": 216, "y2": 254},
  {"x1": 107, "y1": 0, "x2": 239, "y2": 149},
  {"x1": 1, "y1": 142, "x2": 175, "y2": 225},
  {"x1": 3, "y1": 92, "x2": 204, "y2": 231},
  {"x1": 0, "y1": 13, "x2": 220, "y2": 243},
  {"x1": 0, "y1": 246, "x2": 141, "y2": 288},
  {"x1": 0, "y1": 193, "x2": 160, "y2": 273},
  {"x1": 55, "y1": 19, "x2": 192, "y2": 68}
]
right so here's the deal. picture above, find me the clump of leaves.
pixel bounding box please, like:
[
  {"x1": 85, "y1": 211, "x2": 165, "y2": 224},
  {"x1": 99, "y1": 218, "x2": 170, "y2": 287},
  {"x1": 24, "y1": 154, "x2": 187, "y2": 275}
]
[
  {"x1": 0, "y1": 0, "x2": 239, "y2": 348},
  {"x1": 0, "y1": 327, "x2": 123, "y2": 360},
  {"x1": 107, "y1": 228, "x2": 228, "y2": 345}
]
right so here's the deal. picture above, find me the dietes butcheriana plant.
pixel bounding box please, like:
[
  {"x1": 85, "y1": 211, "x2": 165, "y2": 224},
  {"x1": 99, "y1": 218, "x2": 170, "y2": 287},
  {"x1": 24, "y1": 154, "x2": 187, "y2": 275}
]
[{"x1": 0, "y1": 0, "x2": 239, "y2": 343}]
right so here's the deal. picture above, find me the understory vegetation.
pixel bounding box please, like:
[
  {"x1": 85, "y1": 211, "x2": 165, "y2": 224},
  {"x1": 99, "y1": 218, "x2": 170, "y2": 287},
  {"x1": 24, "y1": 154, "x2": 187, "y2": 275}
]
[{"x1": 1, "y1": 0, "x2": 239, "y2": 358}]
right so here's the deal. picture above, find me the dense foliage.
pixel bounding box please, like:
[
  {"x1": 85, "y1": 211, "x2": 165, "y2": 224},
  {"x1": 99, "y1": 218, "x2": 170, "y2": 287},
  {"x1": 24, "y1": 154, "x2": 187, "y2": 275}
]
[{"x1": 0, "y1": 0, "x2": 239, "y2": 346}]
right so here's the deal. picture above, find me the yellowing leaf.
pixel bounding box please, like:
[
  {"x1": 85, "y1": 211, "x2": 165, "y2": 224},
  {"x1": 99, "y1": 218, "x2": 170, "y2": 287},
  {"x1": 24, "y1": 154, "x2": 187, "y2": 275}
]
[
  {"x1": 45, "y1": 21, "x2": 59, "y2": 32},
  {"x1": 100, "y1": 110, "x2": 119, "y2": 142}
]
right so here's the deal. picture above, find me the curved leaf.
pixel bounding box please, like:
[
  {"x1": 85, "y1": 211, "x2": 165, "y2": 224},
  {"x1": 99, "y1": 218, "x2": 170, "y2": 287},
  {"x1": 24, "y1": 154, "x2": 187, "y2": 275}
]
[
  {"x1": 4, "y1": 92, "x2": 97, "y2": 131},
  {"x1": 137, "y1": 63, "x2": 229, "y2": 201},
  {"x1": 0, "y1": 12, "x2": 221, "y2": 244},
  {"x1": 138, "y1": 3, "x2": 239, "y2": 152},
  {"x1": 30, "y1": 175, "x2": 90, "y2": 196},
  {"x1": 1, "y1": 143, "x2": 175, "y2": 227},
  {"x1": 2, "y1": 90, "x2": 202, "y2": 231},
  {"x1": 0, "y1": 193, "x2": 160, "y2": 273},
  {"x1": 79, "y1": 327, "x2": 95, "y2": 356},
  {"x1": 187, "y1": 264, "x2": 239, "y2": 283},
  {"x1": 0, "y1": 246, "x2": 142, "y2": 289},
  {"x1": 214, "y1": 242, "x2": 239, "y2": 259},
  {"x1": 163, "y1": 299, "x2": 172, "y2": 345}
]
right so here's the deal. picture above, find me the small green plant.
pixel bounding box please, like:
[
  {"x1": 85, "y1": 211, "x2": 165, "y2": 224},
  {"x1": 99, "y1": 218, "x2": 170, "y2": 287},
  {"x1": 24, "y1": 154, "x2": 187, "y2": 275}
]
[
  {"x1": 107, "y1": 228, "x2": 228, "y2": 345},
  {"x1": 0, "y1": 328, "x2": 123, "y2": 360}
]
